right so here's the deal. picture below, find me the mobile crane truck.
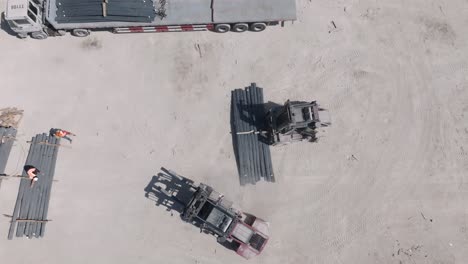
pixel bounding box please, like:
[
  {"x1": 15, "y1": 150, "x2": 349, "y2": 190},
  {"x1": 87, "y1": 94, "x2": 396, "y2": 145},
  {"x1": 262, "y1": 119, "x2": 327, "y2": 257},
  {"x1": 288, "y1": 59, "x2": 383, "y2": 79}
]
[{"x1": 3, "y1": 0, "x2": 296, "y2": 39}]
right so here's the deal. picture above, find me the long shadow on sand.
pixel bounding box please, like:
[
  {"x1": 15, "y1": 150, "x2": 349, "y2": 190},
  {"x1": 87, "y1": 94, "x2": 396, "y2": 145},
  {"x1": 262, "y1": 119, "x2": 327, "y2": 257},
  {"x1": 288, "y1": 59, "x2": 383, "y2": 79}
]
[
  {"x1": 144, "y1": 168, "x2": 242, "y2": 253},
  {"x1": 144, "y1": 167, "x2": 196, "y2": 214}
]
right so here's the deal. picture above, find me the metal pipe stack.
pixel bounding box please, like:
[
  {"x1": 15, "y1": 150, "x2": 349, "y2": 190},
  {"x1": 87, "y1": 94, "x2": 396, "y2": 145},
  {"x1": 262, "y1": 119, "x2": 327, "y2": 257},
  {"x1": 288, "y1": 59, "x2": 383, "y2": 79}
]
[
  {"x1": 231, "y1": 83, "x2": 275, "y2": 185},
  {"x1": 8, "y1": 133, "x2": 61, "y2": 239},
  {"x1": 0, "y1": 127, "x2": 17, "y2": 189},
  {"x1": 56, "y1": 0, "x2": 156, "y2": 23}
]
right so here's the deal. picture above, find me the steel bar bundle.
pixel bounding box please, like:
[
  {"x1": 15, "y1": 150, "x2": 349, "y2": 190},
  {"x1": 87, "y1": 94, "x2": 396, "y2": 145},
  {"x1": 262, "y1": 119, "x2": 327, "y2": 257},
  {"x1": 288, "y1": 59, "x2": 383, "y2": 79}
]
[
  {"x1": 8, "y1": 134, "x2": 60, "y2": 239},
  {"x1": 0, "y1": 127, "x2": 17, "y2": 189},
  {"x1": 231, "y1": 83, "x2": 274, "y2": 185},
  {"x1": 56, "y1": 0, "x2": 156, "y2": 23}
]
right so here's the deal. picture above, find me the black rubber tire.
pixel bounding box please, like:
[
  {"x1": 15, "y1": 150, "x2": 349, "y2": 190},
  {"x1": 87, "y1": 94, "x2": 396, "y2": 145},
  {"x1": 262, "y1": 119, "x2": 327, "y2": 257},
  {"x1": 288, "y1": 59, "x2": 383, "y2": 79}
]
[
  {"x1": 214, "y1": 24, "x2": 231, "y2": 33},
  {"x1": 217, "y1": 236, "x2": 227, "y2": 243},
  {"x1": 232, "y1": 23, "x2": 248, "y2": 33},
  {"x1": 72, "y1": 29, "x2": 90, "y2": 37},
  {"x1": 30, "y1": 31, "x2": 48, "y2": 40},
  {"x1": 249, "y1": 22, "x2": 267, "y2": 32}
]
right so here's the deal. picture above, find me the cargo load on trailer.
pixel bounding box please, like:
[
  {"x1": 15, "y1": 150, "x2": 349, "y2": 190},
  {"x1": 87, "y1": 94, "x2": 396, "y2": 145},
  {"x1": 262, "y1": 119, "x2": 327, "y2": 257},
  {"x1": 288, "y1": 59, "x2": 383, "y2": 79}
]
[{"x1": 4, "y1": 0, "x2": 296, "y2": 39}]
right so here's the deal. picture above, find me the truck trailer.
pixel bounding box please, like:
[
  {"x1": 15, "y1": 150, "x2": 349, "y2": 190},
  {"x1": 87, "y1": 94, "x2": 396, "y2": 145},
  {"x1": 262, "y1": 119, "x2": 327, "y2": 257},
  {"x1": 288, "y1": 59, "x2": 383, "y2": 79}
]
[{"x1": 4, "y1": 0, "x2": 297, "y2": 39}]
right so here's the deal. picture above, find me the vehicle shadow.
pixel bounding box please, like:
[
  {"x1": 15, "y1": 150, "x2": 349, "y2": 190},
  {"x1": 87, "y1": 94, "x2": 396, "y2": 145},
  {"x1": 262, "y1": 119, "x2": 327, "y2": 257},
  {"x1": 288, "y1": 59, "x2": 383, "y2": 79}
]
[
  {"x1": 1, "y1": 13, "x2": 17, "y2": 37},
  {"x1": 144, "y1": 167, "x2": 242, "y2": 254},
  {"x1": 144, "y1": 167, "x2": 196, "y2": 214}
]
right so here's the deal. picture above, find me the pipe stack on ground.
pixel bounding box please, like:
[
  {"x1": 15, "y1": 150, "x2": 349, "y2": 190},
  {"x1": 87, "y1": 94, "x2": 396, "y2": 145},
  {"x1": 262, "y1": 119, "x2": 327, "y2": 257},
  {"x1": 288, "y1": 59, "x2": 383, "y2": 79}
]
[
  {"x1": 56, "y1": 0, "x2": 156, "y2": 23},
  {"x1": 0, "y1": 127, "x2": 17, "y2": 189},
  {"x1": 8, "y1": 134, "x2": 61, "y2": 239},
  {"x1": 231, "y1": 83, "x2": 274, "y2": 185}
]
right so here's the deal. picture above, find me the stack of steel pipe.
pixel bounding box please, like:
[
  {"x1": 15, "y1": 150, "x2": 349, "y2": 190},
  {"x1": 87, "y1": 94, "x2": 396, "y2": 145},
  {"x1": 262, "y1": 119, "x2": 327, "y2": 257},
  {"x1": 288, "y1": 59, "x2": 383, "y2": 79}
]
[
  {"x1": 231, "y1": 83, "x2": 274, "y2": 185},
  {"x1": 0, "y1": 127, "x2": 17, "y2": 189},
  {"x1": 8, "y1": 134, "x2": 60, "y2": 239},
  {"x1": 56, "y1": 0, "x2": 156, "y2": 23}
]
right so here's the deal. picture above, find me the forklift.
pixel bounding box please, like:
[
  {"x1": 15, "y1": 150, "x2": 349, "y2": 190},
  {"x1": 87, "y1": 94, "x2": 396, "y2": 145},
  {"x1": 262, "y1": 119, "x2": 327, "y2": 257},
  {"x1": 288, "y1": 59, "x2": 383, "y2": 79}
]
[{"x1": 265, "y1": 100, "x2": 331, "y2": 145}]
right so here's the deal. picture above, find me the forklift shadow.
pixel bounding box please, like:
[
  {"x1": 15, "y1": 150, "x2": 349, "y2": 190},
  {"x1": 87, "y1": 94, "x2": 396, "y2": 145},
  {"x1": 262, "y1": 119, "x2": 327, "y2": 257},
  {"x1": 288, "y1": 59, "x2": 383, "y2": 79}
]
[
  {"x1": 144, "y1": 168, "x2": 244, "y2": 255},
  {"x1": 0, "y1": 13, "x2": 16, "y2": 37},
  {"x1": 144, "y1": 168, "x2": 196, "y2": 215}
]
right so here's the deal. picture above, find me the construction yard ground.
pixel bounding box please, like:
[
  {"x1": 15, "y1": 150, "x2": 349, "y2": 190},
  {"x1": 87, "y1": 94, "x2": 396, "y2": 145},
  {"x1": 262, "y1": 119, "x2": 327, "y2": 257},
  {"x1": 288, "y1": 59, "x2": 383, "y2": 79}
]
[{"x1": 0, "y1": 0, "x2": 467, "y2": 263}]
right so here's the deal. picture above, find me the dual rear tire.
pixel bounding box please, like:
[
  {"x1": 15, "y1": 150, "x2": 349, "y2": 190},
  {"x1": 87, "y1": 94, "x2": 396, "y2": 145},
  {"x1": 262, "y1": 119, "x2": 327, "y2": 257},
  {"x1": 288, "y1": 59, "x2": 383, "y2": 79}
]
[
  {"x1": 214, "y1": 22, "x2": 267, "y2": 33},
  {"x1": 30, "y1": 28, "x2": 89, "y2": 39}
]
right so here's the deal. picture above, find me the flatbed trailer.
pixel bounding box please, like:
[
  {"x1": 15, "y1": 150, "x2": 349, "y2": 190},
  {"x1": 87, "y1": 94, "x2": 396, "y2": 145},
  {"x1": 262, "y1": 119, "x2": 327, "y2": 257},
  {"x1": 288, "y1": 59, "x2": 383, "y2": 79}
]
[{"x1": 4, "y1": 0, "x2": 296, "y2": 39}]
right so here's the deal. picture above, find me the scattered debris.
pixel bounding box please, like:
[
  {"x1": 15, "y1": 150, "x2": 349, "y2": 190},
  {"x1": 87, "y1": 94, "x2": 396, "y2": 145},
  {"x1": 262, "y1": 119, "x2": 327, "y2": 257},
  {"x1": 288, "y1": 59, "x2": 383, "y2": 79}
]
[
  {"x1": 194, "y1": 44, "x2": 202, "y2": 58},
  {"x1": 328, "y1": 21, "x2": 340, "y2": 33},
  {"x1": 0, "y1": 107, "x2": 23, "y2": 129},
  {"x1": 331, "y1": 21, "x2": 337, "y2": 28},
  {"x1": 420, "y1": 212, "x2": 433, "y2": 222},
  {"x1": 439, "y1": 5, "x2": 445, "y2": 16},
  {"x1": 155, "y1": 0, "x2": 168, "y2": 19}
]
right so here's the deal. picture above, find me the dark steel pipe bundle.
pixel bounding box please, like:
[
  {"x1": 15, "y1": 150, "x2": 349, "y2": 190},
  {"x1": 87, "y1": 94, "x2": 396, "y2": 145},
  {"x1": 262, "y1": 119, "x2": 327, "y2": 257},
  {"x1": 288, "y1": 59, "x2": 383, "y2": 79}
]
[
  {"x1": 231, "y1": 83, "x2": 274, "y2": 185},
  {"x1": 8, "y1": 134, "x2": 60, "y2": 239},
  {"x1": 56, "y1": 0, "x2": 156, "y2": 23},
  {"x1": 0, "y1": 127, "x2": 17, "y2": 189}
]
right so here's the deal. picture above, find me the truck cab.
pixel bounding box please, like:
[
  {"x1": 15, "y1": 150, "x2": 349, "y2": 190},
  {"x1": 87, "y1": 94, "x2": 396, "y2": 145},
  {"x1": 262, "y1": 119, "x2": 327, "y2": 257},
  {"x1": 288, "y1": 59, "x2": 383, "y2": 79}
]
[
  {"x1": 229, "y1": 213, "x2": 270, "y2": 259},
  {"x1": 5, "y1": 0, "x2": 44, "y2": 38}
]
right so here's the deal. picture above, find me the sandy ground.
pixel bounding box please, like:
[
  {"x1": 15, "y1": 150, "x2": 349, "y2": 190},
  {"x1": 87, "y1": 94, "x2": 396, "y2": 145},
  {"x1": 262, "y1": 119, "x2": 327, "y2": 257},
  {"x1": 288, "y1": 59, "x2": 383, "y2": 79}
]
[{"x1": 0, "y1": 0, "x2": 467, "y2": 263}]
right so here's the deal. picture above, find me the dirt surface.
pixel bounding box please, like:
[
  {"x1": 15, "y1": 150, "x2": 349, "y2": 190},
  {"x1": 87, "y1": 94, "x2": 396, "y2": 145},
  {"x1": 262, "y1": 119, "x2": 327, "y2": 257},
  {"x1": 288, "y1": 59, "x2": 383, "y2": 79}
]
[{"x1": 0, "y1": 0, "x2": 467, "y2": 263}]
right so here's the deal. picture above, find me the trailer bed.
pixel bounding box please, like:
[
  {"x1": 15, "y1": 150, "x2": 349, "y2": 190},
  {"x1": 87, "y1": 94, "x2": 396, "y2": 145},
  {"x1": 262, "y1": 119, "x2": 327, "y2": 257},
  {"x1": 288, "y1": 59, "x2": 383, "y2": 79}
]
[{"x1": 45, "y1": 0, "x2": 296, "y2": 29}]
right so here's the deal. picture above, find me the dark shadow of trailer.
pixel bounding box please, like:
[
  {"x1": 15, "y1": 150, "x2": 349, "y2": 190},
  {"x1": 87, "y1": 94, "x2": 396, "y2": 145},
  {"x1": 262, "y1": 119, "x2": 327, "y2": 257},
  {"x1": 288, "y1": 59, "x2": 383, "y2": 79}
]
[{"x1": 3, "y1": 0, "x2": 296, "y2": 39}]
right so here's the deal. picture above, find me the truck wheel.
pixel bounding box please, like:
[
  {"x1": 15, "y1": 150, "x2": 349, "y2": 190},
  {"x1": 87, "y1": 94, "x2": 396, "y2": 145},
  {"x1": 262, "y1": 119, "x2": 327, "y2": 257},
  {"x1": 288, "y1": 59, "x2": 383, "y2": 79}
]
[
  {"x1": 249, "y1": 22, "x2": 267, "y2": 32},
  {"x1": 214, "y1": 24, "x2": 230, "y2": 33},
  {"x1": 72, "y1": 29, "x2": 90, "y2": 37},
  {"x1": 31, "y1": 31, "x2": 48, "y2": 40},
  {"x1": 217, "y1": 236, "x2": 227, "y2": 243},
  {"x1": 232, "y1": 23, "x2": 248, "y2": 33}
]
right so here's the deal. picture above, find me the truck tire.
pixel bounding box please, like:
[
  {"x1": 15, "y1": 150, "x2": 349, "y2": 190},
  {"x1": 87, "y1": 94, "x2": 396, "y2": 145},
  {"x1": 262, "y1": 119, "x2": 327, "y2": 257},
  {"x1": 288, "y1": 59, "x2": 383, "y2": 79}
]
[
  {"x1": 249, "y1": 22, "x2": 267, "y2": 32},
  {"x1": 214, "y1": 24, "x2": 230, "y2": 33},
  {"x1": 232, "y1": 23, "x2": 248, "y2": 33},
  {"x1": 217, "y1": 236, "x2": 227, "y2": 243},
  {"x1": 30, "y1": 31, "x2": 48, "y2": 40},
  {"x1": 72, "y1": 29, "x2": 90, "y2": 37}
]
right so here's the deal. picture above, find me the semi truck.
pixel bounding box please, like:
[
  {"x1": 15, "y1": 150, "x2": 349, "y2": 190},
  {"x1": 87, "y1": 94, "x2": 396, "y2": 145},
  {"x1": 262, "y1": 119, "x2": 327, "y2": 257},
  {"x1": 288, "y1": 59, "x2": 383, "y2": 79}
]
[{"x1": 3, "y1": 0, "x2": 297, "y2": 39}]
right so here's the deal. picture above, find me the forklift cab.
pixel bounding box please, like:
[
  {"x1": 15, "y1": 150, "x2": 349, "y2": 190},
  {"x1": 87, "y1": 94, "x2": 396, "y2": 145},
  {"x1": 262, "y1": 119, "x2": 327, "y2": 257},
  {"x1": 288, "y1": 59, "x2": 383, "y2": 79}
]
[
  {"x1": 274, "y1": 100, "x2": 331, "y2": 132},
  {"x1": 5, "y1": 0, "x2": 43, "y2": 37}
]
